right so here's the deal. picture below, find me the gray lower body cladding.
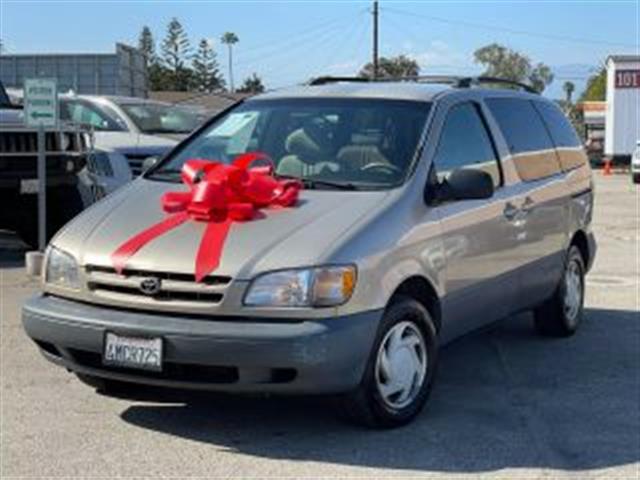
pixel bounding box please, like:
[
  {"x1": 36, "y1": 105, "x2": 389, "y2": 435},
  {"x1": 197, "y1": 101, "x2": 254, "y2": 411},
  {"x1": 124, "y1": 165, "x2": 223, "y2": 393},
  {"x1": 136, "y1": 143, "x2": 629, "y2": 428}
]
[{"x1": 22, "y1": 295, "x2": 382, "y2": 394}]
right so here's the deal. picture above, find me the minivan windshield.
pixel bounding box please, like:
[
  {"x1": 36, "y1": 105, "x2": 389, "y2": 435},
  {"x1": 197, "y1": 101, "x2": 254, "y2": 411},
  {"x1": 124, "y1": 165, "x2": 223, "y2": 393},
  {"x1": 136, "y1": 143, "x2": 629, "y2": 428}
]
[{"x1": 150, "y1": 98, "x2": 431, "y2": 190}]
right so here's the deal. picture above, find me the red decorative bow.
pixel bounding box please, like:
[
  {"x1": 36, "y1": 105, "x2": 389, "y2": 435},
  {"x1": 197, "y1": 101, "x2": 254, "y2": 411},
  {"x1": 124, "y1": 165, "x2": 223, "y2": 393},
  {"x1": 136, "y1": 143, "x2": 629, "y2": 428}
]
[{"x1": 111, "y1": 152, "x2": 301, "y2": 282}]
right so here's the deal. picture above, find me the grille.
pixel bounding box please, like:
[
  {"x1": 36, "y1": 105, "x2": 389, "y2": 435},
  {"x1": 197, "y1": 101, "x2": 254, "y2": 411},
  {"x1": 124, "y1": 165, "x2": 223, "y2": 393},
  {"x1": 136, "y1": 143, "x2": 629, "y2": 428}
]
[
  {"x1": 0, "y1": 130, "x2": 85, "y2": 154},
  {"x1": 124, "y1": 153, "x2": 151, "y2": 176},
  {"x1": 85, "y1": 265, "x2": 231, "y2": 305},
  {"x1": 0, "y1": 129, "x2": 88, "y2": 181}
]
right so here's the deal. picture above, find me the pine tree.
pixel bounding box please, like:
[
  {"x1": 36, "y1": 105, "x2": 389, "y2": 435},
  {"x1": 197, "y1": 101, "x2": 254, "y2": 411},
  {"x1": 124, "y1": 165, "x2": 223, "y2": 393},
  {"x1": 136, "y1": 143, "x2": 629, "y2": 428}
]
[
  {"x1": 138, "y1": 26, "x2": 156, "y2": 65},
  {"x1": 192, "y1": 39, "x2": 225, "y2": 92},
  {"x1": 161, "y1": 18, "x2": 192, "y2": 91},
  {"x1": 237, "y1": 73, "x2": 265, "y2": 94},
  {"x1": 138, "y1": 26, "x2": 169, "y2": 91}
]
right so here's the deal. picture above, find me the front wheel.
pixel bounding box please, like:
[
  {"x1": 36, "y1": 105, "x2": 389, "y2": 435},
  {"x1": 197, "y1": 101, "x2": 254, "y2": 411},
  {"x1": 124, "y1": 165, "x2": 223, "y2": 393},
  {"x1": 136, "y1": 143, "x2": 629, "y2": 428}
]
[
  {"x1": 338, "y1": 296, "x2": 438, "y2": 428},
  {"x1": 533, "y1": 246, "x2": 585, "y2": 337},
  {"x1": 632, "y1": 173, "x2": 640, "y2": 184}
]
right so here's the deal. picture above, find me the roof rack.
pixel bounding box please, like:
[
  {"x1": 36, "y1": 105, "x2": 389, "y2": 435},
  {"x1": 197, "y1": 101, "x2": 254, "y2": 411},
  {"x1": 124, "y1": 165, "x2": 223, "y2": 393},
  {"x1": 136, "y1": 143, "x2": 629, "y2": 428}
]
[
  {"x1": 308, "y1": 75, "x2": 538, "y2": 94},
  {"x1": 308, "y1": 75, "x2": 462, "y2": 86},
  {"x1": 459, "y1": 76, "x2": 538, "y2": 94},
  {"x1": 308, "y1": 76, "x2": 370, "y2": 86}
]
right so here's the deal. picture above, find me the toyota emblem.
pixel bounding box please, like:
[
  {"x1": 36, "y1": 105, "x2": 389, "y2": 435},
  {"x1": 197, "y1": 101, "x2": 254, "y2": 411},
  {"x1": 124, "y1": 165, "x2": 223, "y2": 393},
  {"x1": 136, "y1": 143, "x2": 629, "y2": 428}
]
[{"x1": 139, "y1": 277, "x2": 162, "y2": 296}]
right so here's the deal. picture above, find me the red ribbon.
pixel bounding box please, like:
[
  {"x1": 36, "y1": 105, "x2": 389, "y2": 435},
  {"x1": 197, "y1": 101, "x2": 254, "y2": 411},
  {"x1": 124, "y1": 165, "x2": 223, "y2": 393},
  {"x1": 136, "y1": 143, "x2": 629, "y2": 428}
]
[{"x1": 111, "y1": 152, "x2": 301, "y2": 282}]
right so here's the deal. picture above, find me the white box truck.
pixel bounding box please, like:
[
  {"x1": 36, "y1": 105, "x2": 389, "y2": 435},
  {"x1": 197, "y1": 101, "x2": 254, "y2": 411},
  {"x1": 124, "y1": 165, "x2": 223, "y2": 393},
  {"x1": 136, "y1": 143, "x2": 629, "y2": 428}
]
[{"x1": 605, "y1": 55, "x2": 640, "y2": 166}]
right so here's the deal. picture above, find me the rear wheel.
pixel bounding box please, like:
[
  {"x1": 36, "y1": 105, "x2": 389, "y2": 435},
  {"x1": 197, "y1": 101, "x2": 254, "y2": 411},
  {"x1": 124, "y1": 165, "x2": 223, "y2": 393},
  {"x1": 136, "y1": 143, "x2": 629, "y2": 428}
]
[
  {"x1": 338, "y1": 296, "x2": 438, "y2": 428},
  {"x1": 632, "y1": 173, "x2": 640, "y2": 184},
  {"x1": 533, "y1": 246, "x2": 585, "y2": 337}
]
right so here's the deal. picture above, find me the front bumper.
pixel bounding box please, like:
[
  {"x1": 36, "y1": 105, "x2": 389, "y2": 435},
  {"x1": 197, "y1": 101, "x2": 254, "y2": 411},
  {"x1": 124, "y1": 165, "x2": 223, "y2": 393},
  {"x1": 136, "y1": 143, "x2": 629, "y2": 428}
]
[{"x1": 22, "y1": 295, "x2": 382, "y2": 394}]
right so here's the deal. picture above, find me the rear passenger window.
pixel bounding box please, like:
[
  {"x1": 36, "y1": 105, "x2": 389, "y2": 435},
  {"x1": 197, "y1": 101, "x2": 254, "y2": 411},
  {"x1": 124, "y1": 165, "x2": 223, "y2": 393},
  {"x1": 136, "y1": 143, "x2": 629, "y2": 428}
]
[
  {"x1": 485, "y1": 98, "x2": 561, "y2": 181},
  {"x1": 534, "y1": 101, "x2": 587, "y2": 171},
  {"x1": 433, "y1": 103, "x2": 501, "y2": 187},
  {"x1": 534, "y1": 101, "x2": 581, "y2": 147}
]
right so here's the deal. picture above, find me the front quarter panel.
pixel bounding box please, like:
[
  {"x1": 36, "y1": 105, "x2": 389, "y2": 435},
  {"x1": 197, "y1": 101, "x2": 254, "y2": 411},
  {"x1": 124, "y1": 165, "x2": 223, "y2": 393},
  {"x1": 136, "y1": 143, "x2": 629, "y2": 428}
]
[{"x1": 332, "y1": 178, "x2": 445, "y2": 318}]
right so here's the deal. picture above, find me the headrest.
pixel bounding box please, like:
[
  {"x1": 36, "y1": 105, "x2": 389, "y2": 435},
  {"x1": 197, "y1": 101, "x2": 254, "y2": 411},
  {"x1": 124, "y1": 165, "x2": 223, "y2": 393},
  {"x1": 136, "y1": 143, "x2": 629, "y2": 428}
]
[
  {"x1": 337, "y1": 144, "x2": 389, "y2": 166},
  {"x1": 285, "y1": 124, "x2": 331, "y2": 162}
]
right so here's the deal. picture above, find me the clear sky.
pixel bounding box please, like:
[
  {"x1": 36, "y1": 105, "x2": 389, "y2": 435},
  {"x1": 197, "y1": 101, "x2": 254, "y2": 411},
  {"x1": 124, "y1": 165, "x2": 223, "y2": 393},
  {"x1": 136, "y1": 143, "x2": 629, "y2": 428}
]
[{"x1": 1, "y1": 0, "x2": 638, "y2": 98}]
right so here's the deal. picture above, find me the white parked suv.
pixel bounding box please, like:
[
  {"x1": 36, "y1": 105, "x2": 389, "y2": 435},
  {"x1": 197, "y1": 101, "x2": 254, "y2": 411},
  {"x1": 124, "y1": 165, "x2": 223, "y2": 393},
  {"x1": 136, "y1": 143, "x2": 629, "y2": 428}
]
[{"x1": 59, "y1": 95, "x2": 206, "y2": 201}]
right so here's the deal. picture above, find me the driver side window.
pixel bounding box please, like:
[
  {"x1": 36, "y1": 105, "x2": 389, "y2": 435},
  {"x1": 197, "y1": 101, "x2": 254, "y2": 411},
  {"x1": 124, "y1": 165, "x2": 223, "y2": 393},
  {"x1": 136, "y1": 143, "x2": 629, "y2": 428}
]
[{"x1": 433, "y1": 103, "x2": 501, "y2": 188}]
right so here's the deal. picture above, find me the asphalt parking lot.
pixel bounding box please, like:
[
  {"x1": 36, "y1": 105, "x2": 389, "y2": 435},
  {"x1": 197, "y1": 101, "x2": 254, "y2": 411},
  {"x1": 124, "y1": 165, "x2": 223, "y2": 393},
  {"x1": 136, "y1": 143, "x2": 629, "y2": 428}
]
[{"x1": 0, "y1": 173, "x2": 638, "y2": 479}]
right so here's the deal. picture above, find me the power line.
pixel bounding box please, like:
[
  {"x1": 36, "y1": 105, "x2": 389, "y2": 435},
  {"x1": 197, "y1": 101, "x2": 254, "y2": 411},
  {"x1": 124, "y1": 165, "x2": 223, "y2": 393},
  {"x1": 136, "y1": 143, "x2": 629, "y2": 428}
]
[
  {"x1": 270, "y1": 18, "x2": 370, "y2": 88},
  {"x1": 254, "y1": 11, "x2": 369, "y2": 83},
  {"x1": 384, "y1": 6, "x2": 637, "y2": 49},
  {"x1": 375, "y1": 15, "x2": 601, "y2": 81},
  {"x1": 233, "y1": 8, "x2": 368, "y2": 61},
  {"x1": 233, "y1": 15, "x2": 360, "y2": 69},
  {"x1": 308, "y1": 15, "x2": 368, "y2": 80},
  {"x1": 243, "y1": 19, "x2": 361, "y2": 81}
]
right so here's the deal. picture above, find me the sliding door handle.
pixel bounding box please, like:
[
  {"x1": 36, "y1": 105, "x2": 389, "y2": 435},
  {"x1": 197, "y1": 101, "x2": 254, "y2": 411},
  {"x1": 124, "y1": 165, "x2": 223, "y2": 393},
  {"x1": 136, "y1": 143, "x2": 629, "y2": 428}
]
[{"x1": 503, "y1": 202, "x2": 519, "y2": 221}]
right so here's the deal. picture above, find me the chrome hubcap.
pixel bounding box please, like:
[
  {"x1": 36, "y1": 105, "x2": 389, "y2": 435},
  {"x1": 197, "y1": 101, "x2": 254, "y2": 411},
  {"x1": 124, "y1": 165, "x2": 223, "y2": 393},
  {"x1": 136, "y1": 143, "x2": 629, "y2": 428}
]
[
  {"x1": 563, "y1": 260, "x2": 582, "y2": 323},
  {"x1": 375, "y1": 321, "x2": 427, "y2": 409}
]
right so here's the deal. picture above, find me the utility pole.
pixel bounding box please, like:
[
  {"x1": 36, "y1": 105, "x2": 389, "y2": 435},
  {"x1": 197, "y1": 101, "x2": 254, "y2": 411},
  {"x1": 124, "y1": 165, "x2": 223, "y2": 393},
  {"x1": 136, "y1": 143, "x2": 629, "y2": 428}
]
[{"x1": 372, "y1": 0, "x2": 379, "y2": 79}]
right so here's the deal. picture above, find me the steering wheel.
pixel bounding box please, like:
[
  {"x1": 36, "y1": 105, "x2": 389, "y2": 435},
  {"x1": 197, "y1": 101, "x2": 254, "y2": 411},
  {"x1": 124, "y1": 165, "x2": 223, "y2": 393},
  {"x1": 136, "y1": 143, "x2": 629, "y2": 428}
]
[{"x1": 360, "y1": 162, "x2": 401, "y2": 175}]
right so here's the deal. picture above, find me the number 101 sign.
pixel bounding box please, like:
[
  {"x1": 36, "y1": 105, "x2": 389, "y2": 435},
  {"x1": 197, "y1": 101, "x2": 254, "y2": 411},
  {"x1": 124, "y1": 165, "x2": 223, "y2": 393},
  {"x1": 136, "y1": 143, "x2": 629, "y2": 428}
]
[{"x1": 615, "y1": 70, "x2": 640, "y2": 89}]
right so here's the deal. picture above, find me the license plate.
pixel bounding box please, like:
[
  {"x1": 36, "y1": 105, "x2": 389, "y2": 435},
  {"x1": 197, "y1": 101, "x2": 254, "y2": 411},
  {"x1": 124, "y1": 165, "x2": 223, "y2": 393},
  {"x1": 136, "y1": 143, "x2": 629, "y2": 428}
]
[
  {"x1": 20, "y1": 179, "x2": 39, "y2": 194},
  {"x1": 103, "y1": 332, "x2": 163, "y2": 371}
]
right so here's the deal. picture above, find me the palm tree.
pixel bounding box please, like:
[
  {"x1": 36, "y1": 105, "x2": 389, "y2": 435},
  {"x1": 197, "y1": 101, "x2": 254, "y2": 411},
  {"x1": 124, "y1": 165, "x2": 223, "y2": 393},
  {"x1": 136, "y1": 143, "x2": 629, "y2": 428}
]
[
  {"x1": 563, "y1": 81, "x2": 575, "y2": 105},
  {"x1": 221, "y1": 32, "x2": 239, "y2": 92}
]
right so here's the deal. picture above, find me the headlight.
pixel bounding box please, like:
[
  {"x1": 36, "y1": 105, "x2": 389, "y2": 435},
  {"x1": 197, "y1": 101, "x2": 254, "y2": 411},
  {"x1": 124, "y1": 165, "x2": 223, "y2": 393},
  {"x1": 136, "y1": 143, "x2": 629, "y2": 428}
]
[
  {"x1": 244, "y1": 265, "x2": 356, "y2": 308},
  {"x1": 87, "y1": 150, "x2": 117, "y2": 177},
  {"x1": 45, "y1": 247, "x2": 80, "y2": 289}
]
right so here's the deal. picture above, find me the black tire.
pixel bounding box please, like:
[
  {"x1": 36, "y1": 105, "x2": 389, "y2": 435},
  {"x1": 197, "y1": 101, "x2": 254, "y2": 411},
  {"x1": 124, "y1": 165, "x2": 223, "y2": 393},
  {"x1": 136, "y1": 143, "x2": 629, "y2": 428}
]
[
  {"x1": 338, "y1": 296, "x2": 438, "y2": 428},
  {"x1": 632, "y1": 174, "x2": 640, "y2": 184},
  {"x1": 533, "y1": 246, "x2": 585, "y2": 337}
]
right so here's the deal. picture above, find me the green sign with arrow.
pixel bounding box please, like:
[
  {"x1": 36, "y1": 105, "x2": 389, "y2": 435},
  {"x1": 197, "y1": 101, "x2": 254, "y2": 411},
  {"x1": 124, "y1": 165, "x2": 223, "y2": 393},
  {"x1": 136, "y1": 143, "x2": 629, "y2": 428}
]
[{"x1": 24, "y1": 78, "x2": 58, "y2": 128}]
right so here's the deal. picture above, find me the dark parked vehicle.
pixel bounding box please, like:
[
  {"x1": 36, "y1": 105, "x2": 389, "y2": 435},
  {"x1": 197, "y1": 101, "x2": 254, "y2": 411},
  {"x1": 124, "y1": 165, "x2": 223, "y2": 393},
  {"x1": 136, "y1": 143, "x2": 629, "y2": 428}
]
[{"x1": 0, "y1": 81, "x2": 89, "y2": 247}]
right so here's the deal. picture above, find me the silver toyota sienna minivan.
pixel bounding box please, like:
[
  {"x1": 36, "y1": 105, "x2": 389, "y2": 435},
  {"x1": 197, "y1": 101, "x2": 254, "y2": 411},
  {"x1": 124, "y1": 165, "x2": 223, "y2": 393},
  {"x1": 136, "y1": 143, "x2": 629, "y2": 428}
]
[{"x1": 22, "y1": 76, "x2": 596, "y2": 428}]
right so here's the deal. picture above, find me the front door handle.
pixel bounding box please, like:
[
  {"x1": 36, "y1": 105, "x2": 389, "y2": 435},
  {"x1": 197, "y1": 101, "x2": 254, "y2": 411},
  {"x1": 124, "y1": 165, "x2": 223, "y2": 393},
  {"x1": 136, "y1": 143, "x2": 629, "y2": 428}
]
[
  {"x1": 521, "y1": 196, "x2": 536, "y2": 214},
  {"x1": 503, "y1": 202, "x2": 519, "y2": 221}
]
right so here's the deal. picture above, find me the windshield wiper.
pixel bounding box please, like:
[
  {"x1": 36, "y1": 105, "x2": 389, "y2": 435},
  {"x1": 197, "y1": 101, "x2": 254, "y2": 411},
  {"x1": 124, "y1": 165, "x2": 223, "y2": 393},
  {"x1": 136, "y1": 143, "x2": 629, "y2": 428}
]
[
  {"x1": 276, "y1": 174, "x2": 359, "y2": 191},
  {"x1": 147, "y1": 168, "x2": 183, "y2": 181},
  {"x1": 150, "y1": 171, "x2": 360, "y2": 190}
]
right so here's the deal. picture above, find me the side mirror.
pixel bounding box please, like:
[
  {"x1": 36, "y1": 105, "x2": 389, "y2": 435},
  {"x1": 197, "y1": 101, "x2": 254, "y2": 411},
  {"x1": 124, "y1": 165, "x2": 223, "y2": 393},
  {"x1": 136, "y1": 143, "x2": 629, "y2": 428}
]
[
  {"x1": 439, "y1": 168, "x2": 494, "y2": 201},
  {"x1": 141, "y1": 155, "x2": 160, "y2": 173}
]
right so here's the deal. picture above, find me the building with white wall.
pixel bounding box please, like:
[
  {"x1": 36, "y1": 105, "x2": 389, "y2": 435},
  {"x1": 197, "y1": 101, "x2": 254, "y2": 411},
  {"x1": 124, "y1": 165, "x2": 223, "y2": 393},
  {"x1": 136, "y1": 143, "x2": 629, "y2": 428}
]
[{"x1": 605, "y1": 55, "x2": 640, "y2": 162}]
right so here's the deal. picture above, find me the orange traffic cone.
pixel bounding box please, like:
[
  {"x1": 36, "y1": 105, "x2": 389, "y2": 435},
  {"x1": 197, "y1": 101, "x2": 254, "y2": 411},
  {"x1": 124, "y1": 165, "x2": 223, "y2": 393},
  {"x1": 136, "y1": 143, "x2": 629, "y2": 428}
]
[{"x1": 603, "y1": 158, "x2": 612, "y2": 176}]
